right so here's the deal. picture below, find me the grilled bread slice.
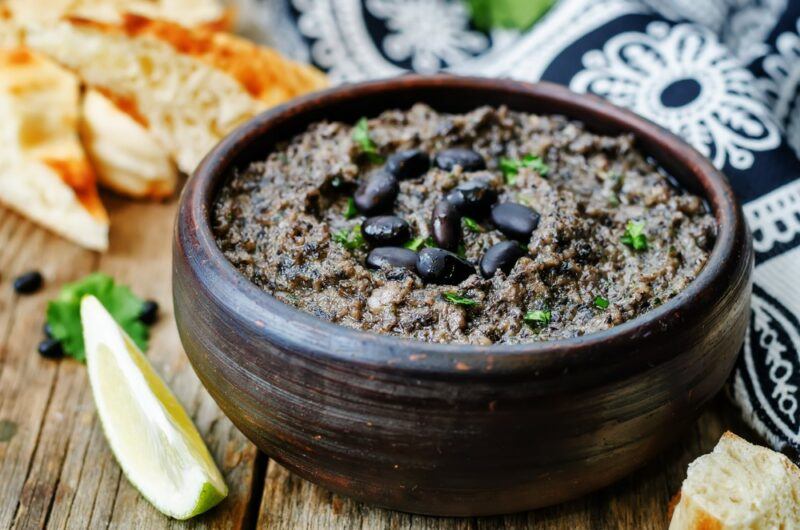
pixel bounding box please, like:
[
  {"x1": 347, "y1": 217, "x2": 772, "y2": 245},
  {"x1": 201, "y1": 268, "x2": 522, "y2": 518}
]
[
  {"x1": 669, "y1": 432, "x2": 800, "y2": 529},
  {"x1": 0, "y1": 48, "x2": 108, "y2": 250},
  {"x1": 3, "y1": 0, "x2": 232, "y2": 30},
  {"x1": 81, "y1": 88, "x2": 177, "y2": 199},
  {"x1": 15, "y1": 14, "x2": 327, "y2": 173}
]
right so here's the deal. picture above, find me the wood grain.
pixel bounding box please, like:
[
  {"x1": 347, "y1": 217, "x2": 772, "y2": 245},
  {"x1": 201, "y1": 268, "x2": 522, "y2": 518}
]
[
  {"x1": 256, "y1": 396, "x2": 750, "y2": 530},
  {"x1": 0, "y1": 200, "x2": 758, "y2": 529},
  {"x1": 0, "y1": 199, "x2": 260, "y2": 529}
]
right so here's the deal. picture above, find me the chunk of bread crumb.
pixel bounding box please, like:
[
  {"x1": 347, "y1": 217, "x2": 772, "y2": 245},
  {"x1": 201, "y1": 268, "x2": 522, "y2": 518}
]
[
  {"x1": 0, "y1": 48, "x2": 108, "y2": 250},
  {"x1": 81, "y1": 88, "x2": 177, "y2": 199},
  {"x1": 669, "y1": 432, "x2": 800, "y2": 529}
]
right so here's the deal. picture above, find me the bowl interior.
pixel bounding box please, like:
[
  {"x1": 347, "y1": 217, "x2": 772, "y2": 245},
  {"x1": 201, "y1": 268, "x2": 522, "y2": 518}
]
[{"x1": 185, "y1": 75, "x2": 743, "y2": 376}]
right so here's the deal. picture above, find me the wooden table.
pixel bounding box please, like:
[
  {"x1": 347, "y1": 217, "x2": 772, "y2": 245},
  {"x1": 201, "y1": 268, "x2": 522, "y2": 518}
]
[{"x1": 0, "y1": 196, "x2": 756, "y2": 529}]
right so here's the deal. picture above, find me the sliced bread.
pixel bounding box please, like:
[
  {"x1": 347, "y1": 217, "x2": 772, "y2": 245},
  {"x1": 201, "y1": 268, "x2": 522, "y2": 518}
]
[
  {"x1": 81, "y1": 88, "x2": 177, "y2": 199},
  {"x1": 13, "y1": 14, "x2": 327, "y2": 173},
  {"x1": 3, "y1": 0, "x2": 233, "y2": 30},
  {"x1": 0, "y1": 48, "x2": 108, "y2": 250},
  {"x1": 669, "y1": 432, "x2": 800, "y2": 529}
]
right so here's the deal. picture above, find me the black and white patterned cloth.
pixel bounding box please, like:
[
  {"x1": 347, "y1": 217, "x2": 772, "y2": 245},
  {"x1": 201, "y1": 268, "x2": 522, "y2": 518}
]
[{"x1": 234, "y1": 0, "x2": 800, "y2": 458}]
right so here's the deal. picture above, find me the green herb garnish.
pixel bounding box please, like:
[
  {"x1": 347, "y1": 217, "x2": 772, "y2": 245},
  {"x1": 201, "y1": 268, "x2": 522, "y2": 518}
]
[
  {"x1": 621, "y1": 220, "x2": 648, "y2": 251},
  {"x1": 462, "y1": 217, "x2": 482, "y2": 233},
  {"x1": 466, "y1": 0, "x2": 555, "y2": 31},
  {"x1": 443, "y1": 292, "x2": 478, "y2": 307},
  {"x1": 404, "y1": 236, "x2": 436, "y2": 251},
  {"x1": 524, "y1": 309, "x2": 552, "y2": 327},
  {"x1": 594, "y1": 296, "x2": 609, "y2": 310},
  {"x1": 343, "y1": 197, "x2": 358, "y2": 220},
  {"x1": 352, "y1": 117, "x2": 384, "y2": 164},
  {"x1": 500, "y1": 154, "x2": 550, "y2": 184},
  {"x1": 456, "y1": 243, "x2": 467, "y2": 258},
  {"x1": 333, "y1": 224, "x2": 366, "y2": 250},
  {"x1": 46, "y1": 273, "x2": 149, "y2": 362}
]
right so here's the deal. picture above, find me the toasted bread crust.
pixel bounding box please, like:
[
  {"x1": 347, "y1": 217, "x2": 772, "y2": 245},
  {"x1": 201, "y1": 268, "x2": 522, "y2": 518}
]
[
  {"x1": 0, "y1": 48, "x2": 105, "y2": 222},
  {"x1": 0, "y1": 47, "x2": 108, "y2": 249},
  {"x1": 80, "y1": 88, "x2": 177, "y2": 199},
  {"x1": 2, "y1": 0, "x2": 233, "y2": 30},
  {"x1": 67, "y1": 14, "x2": 327, "y2": 105},
  {"x1": 43, "y1": 159, "x2": 107, "y2": 220},
  {"x1": 93, "y1": 86, "x2": 148, "y2": 127}
]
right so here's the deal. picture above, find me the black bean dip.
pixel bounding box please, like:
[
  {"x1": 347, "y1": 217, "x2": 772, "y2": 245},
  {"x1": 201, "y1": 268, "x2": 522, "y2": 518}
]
[{"x1": 212, "y1": 104, "x2": 716, "y2": 345}]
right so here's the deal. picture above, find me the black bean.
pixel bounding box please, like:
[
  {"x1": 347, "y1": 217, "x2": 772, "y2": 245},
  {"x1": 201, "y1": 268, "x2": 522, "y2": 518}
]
[
  {"x1": 38, "y1": 338, "x2": 63, "y2": 359},
  {"x1": 386, "y1": 149, "x2": 430, "y2": 180},
  {"x1": 480, "y1": 241, "x2": 526, "y2": 278},
  {"x1": 43, "y1": 322, "x2": 53, "y2": 338},
  {"x1": 362, "y1": 216, "x2": 411, "y2": 247},
  {"x1": 430, "y1": 200, "x2": 461, "y2": 251},
  {"x1": 434, "y1": 148, "x2": 486, "y2": 172},
  {"x1": 13, "y1": 271, "x2": 43, "y2": 294},
  {"x1": 354, "y1": 169, "x2": 399, "y2": 215},
  {"x1": 445, "y1": 180, "x2": 498, "y2": 216},
  {"x1": 490, "y1": 203, "x2": 541, "y2": 241},
  {"x1": 416, "y1": 248, "x2": 474, "y2": 285},
  {"x1": 139, "y1": 300, "x2": 159, "y2": 325},
  {"x1": 366, "y1": 247, "x2": 418, "y2": 271}
]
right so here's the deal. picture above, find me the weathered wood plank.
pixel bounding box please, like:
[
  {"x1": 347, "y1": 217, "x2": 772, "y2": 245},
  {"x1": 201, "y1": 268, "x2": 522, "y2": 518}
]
[
  {"x1": 46, "y1": 410, "x2": 123, "y2": 529},
  {"x1": 0, "y1": 199, "x2": 760, "y2": 529},
  {"x1": 0, "y1": 209, "x2": 96, "y2": 530},
  {"x1": 12, "y1": 362, "x2": 96, "y2": 529},
  {"x1": 257, "y1": 397, "x2": 741, "y2": 529},
  {"x1": 0, "y1": 198, "x2": 260, "y2": 530},
  {"x1": 90, "y1": 197, "x2": 261, "y2": 529}
]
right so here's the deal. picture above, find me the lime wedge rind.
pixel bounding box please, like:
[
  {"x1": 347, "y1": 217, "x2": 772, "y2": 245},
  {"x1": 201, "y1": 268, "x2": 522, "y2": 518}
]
[{"x1": 81, "y1": 295, "x2": 227, "y2": 520}]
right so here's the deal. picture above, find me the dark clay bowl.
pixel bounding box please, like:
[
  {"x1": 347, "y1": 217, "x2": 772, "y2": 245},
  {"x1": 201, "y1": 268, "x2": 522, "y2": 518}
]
[{"x1": 173, "y1": 76, "x2": 753, "y2": 516}]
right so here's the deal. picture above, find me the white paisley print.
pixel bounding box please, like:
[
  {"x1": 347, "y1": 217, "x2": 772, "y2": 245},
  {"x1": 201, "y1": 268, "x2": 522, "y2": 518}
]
[
  {"x1": 571, "y1": 22, "x2": 781, "y2": 170},
  {"x1": 762, "y1": 18, "x2": 800, "y2": 159},
  {"x1": 366, "y1": 0, "x2": 488, "y2": 73}
]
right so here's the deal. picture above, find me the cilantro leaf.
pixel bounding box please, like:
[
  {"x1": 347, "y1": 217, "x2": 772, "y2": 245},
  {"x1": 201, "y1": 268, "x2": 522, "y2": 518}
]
[
  {"x1": 333, "y1": 224, "x2": 367, "y2": 251},
  {"x1": 462, "y1": 216, "x2": 482, "y2": 233},
  {"x1": 467, "y1": 0, "x2": 555, "y2": 31},
  {"x1": 522, "y1": 154, "x2": 550, "y2": 176},
  {"x1": 46, "y1": 273, "x2": 149, "y2": 362},
  {"x1": 499, "y1": 154, "x2": 549, "y2": 184},
  {"x1": 621, "y1": 220, "x2": 648, "y2": 251},
  {"x1": 352, "y1": 117, "x2": 384, "y2": 164},
  {"x1": 594, "y1": 296, "x2": 610, "y2": 310},
  {"x1": 404, "y1": 236, "x2": 436, "y2": 251},
  {"x1": 500, "y1": 158, "x2": 521, "y2": 184},
  {"x1": 524, "y1": 308, "x2": 551, "y2": 326},
  {"x1": 443, "y1": 292, "x2": 478, "y2": 307},
  {"x1": 343, "y1": 197, "x2": 358, "y2": 220}
]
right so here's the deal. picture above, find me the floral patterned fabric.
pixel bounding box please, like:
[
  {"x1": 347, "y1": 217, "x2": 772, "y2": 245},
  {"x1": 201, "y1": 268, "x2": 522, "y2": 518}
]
[{"x1": 234, "y1": 0, "x2": 800, "y2": 459}]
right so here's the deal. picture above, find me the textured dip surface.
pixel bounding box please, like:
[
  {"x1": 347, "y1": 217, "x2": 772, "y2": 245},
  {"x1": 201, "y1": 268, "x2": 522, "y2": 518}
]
[{"x1": 212, "y1": 105, "x2": 716, "y2": 345}]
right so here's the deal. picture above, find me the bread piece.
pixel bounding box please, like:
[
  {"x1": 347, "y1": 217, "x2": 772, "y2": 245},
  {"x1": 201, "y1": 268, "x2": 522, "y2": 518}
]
[
  {"x1": 0, "y1": 48, "x2": 108, "y2": 250},
  {"x1": 3, "y1": 0, "x2": 233, "y2": 30},
  {"x1": 81, "y1": 88, "x2": 177, "y2": 199},
  {"x1": 669, "y1": 432, "x2": 800, "y2": 529},
  {"x1": 14, "y1": 14, "x2": 327, "y2": 173}
]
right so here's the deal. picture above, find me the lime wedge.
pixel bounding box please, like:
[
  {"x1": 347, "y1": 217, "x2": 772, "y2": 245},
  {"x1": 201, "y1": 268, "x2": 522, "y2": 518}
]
[{"x1": 81, "y1": 295, "x2": 227, "y2": 519}]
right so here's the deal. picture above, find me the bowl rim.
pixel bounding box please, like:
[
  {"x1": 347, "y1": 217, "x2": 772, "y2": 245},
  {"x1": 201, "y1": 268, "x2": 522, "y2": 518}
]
[{"x1": 177, "y1": 74, "x2": 749, "y2": 377}]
